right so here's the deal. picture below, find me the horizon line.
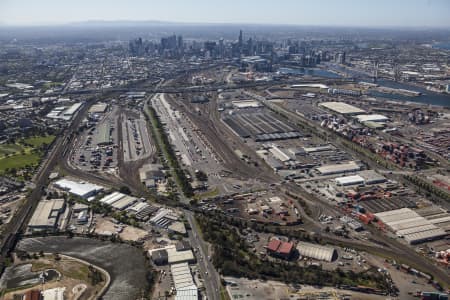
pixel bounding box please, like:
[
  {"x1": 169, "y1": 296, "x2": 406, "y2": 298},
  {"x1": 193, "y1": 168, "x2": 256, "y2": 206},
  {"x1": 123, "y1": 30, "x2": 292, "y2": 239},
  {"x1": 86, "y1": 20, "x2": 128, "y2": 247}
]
[{"x1": 1, "y1": 19, "x2": 450, "y2": 30}]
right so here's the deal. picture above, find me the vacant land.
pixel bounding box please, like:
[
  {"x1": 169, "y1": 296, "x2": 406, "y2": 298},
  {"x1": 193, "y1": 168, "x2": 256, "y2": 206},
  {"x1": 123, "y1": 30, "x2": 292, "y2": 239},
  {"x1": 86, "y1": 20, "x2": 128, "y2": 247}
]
[{"x1": 1, "y1": 254, "x2": 106, "y2": 300}]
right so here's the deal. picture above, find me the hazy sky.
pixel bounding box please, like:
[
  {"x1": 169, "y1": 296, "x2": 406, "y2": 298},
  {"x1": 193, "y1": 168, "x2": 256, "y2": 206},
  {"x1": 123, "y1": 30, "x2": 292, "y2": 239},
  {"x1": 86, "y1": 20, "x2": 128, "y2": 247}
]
[{"x1": 0, "y1": 0, "x2": 449, "y2": 27}]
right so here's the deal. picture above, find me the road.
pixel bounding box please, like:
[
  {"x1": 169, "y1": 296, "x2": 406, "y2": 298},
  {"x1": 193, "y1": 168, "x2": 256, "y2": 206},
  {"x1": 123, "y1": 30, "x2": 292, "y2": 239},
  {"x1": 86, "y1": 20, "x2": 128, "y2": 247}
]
[{"x1": 185, "y1": 210, "x2": 222, "y2": 300}]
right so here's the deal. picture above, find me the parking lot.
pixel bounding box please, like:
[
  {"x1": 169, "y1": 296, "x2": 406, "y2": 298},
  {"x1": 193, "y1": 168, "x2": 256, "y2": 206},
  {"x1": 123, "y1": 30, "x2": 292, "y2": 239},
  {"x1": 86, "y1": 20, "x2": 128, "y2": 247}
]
[
  {"x1": 121, "y1": 110, "x2": 153, "y2": 162},
  {"x1": 71, "y1": 105, "x2": 119, "y2": 174}
]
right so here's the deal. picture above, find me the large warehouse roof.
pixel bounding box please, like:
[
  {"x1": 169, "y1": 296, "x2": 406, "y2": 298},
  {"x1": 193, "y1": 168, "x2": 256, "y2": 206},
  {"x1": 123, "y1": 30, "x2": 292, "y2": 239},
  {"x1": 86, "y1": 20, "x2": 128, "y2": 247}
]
[
  {"x1": 99, "y1": 192, "x2": 138, "y2": 211},
  {"x1": 28, "y1": 199, "x2": 65, "y2": 230},
  {"x1": 358, "y1": 170, "x2": 386, "y2": 184},
  {"x1": 167, "y1": 246, "x2": 195, "y2": 264},
  {"x1": 355, "y1": 114, "x2": 389, "y2": 123},
  {"x1": 375, "y1": 208, "x2": 447, "y2": 244},
  {"x1": 170, "y1": 263, "x2": 198, "y2": 300},
  {"x1": 319, "y1": 102, "x2": 365, "y2": 115},
  {"x1": 89, "y1": 103, "x2": 108, "y2": 113},
  {"x1": 54, "y1": 178, "x2": 103, "y2": 199},
  {"x1": 316, "y1": 161, "x2": 360, "y2": 175},
  {"x1": 335, "y1": 175, "x2": 365, "y2": 186},
  {"x1": 296, "y1": 242, "x2": 337, "y2": 262}
]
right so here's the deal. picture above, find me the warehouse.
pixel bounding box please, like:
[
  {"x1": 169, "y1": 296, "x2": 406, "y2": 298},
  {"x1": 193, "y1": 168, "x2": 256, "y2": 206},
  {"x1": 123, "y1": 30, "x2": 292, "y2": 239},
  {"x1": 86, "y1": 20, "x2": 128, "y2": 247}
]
[
  {"x1": 27, "y1": 199, "x2": 66, "y2": 233},
  {"x1": 358, "y1": 170, "x2": 386, "y2": 185},
  {"x1": 269, "y1": 145, "x2": 292, "y2": 162},
  {"x1": 54, "y1": 178, "x2": 104, "y2": 199},
  {"x1": 266, "y1": 238, "x2": 294, "y2": 259},
  {"x1": 318, "y1": 102, "x2": 365, "y2": 115},
  {"x1": 303, "y1": 145, "x2": 334, "y2": 153},
  {"x1": 111, "y1": 195, "x2": 137, "y2": 210},
  {"x1": 375, "y1": 208, "x2": 447, "y2": 244},
  {"x1": 99, "y1": 192, "x2": 138, "y2": 211},
  {"x1": 335, "y1": 175, "x2": 365, "y2": 186},
  {"x1": 231, "y1": 100, "x2": 262, "y2": 109},
  {"x1": 63, "y1": 102, "x2": 82, "y2": 118},
  {"x1": 355, "y1": 114, "x2": 389, "y2": 123},
  {"x1": 151, "y1": 249, "x2": 168, "y2": 266},
  {"x1": 170, "y1": 262, "x2": 198, "y2": 300},
  {"x1": 167, "y1": 246, "x2": 195, "y2": 264},
  {"x1": 316, "y1": 161, "x2": 360, "y2": 175},
  {"x1": 89, "y1": 103, "x2": 108, "y2": 114},
  {"x1": 296, "y1": 242, "x2": 337, "y2": 262}
]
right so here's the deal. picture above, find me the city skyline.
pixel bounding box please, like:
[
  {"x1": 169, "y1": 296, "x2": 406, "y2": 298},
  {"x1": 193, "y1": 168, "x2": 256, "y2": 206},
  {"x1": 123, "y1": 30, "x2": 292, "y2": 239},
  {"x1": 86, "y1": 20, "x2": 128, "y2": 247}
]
[{"x1": 1, "y1": 0, "x2": 450, "y2": 28}]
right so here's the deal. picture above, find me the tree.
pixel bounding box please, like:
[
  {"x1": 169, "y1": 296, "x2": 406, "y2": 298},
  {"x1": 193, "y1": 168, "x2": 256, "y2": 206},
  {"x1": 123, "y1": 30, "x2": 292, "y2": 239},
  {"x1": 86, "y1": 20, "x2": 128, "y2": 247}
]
[{"x1": 119, "y1": 186, "x2": 131, "y2": 195}]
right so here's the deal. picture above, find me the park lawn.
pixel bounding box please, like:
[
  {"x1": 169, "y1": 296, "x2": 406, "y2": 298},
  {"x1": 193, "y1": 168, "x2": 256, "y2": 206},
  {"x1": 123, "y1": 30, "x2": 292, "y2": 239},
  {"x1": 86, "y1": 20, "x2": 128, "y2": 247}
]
[
  {"x1": 0, "y1": 143, "x2": 24, "y2": 156},
  {"x1": 22, "y1": 135, "x2": 55, "y2": 148},
  {"x1": 0, "y1": 152, "x2": 41, "y2": 173}
]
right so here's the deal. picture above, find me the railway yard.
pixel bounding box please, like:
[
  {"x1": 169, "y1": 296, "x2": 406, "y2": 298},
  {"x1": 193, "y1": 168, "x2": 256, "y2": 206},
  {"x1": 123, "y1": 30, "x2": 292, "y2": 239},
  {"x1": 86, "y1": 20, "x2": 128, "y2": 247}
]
[{"x1": 1, "y1": 47, "x2": 450, "y2": 300}]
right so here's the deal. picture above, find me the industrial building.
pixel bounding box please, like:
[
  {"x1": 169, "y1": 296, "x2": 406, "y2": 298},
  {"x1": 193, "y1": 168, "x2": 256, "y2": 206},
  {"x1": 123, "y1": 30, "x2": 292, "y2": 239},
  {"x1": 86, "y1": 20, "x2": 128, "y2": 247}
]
[
  {"x1": 335, "y1": 170, "x2": 386, "y2": 186},
  {"x1": 88, "y1": 102, "x2": 108, "y2": 114},
  {"x1": 54, "y1": 178, "x2": 104, "y2": 199},
  {"x1": 139, "y1": 164, "x2": 165, "y2": 188},
  {"x1": 41, "y1": 287, "x2": 65, "y2": 300},
  {"x1": 170, "y1": 262, "x2": 198, "y2": 300},
  {"x1": 316, "y1": 161, "x2": 360, "y2": 175},
  {"x1": 149, "y1": 208, "x2": 180, "y2": 228},
  {"x1": 98, "y1": 192, "x2": 138, "y2": 211},
  {"x1": 318, "y1": 102, "x2": 365, "y2": 115},
  {"x1": 266, "y1": 238, "x2": 294, "y2": 259},
  {"x1": 46, "y1": 103, "x2": 82, "y2": 121},
  {"x1": 303, "y1": 145, "x2": 335, "y2": 153},
  {"x1": 355, "y1": 114, "x2": 389, "y2": 123},
  {"x1": 28, "y1": 199, "x2": 66, "y2": 233},
  {"x1": 63, "y1": 102, "x2": 82, "y2": 117},
  {"x1": 231, "y1": 100, "x2": 262, "y2": 109},
  {"x1": 149, "y1": 245, "x2": 195, "y2": 265},
  {"x1": 269, "y1": 145, "x2": 292, "y2": 162},
  {"x1": 358, "y1": 170, "x2": 386, "y2": 185},
  {"x1": 375, "y1": 208, "x2": 448, "y2": 244},
  {"x1": 335, "y1": 175, "x2": 365, "y2": 186},
  {"x1": 296, "y1": 242, "x2": 337, "y2": 262},
  {"x1": 151, "y1": 249, "x2": 168, "y2": 265},
  {"x1": 167, "y1": 246, "x2": 195, "y2": 264}
]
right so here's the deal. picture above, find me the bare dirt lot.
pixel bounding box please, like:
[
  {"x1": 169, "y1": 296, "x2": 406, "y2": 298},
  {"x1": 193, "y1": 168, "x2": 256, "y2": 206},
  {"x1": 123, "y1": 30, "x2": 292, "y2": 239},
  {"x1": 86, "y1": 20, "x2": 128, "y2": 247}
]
[
  {"x1": 94, "y1": 217, "x2": 149, "y2": 241},
  {"x1": 16, "y1": 237, "x2": 150, "y2": 300},
  {"x1": 1, "y1": 255, "x2": 106, "y2": 300}
]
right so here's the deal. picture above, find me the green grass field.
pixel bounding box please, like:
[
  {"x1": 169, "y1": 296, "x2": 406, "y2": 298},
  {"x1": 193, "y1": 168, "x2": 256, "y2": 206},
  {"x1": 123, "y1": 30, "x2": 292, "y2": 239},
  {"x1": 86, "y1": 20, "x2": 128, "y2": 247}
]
[
  {"x1": 22, "y1": 135, "x2": 55, "y2": 147},
  {"x1": 0, "y1": 152, "x2": 41, "y2": 172},
  {"x1": 0, "y1": 143, "x2": 23, "y2": 156},
  {"x1": 0, "y1": 135, "x2": 55, "y2": 174}
]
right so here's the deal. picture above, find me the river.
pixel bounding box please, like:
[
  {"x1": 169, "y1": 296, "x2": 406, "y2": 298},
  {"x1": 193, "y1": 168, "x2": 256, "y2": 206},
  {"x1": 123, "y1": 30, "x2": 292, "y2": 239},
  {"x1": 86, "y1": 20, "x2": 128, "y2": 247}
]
[{"x1": 300, "y1": 64, "x2": 450, "y2": 108}]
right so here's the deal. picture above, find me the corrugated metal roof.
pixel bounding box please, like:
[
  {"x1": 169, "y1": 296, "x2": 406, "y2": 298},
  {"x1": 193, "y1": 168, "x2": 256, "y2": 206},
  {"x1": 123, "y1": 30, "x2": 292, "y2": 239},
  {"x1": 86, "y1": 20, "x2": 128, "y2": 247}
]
[{"x1": 296, "y1": 242, "x2": 336, "y2": 262}]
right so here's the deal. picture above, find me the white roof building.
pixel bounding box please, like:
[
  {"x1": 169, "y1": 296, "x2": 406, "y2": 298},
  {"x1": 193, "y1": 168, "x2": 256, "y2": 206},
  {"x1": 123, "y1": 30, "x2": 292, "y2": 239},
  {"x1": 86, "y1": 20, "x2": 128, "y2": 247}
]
[
  {"x1": 335, "y1": 175, "x2": 365, "y2": 186},
  {"x1": 297, "y1": 242, "x2": 337, "y2": 262},
  {"x1": 54, "y1": 179, "x2": 103, "y2": 199},
  {"x1": 355, "y1": 114, "x2": 389, "y2": 123},
  {"x1": 167, "y1": 246, "x2": 195, "y2": 264},
  {"x1": 316, "y1": 161, "x2": 360, "y2": 175},
  {"x1": 375, "y1": 208, "x2": 447, "y2": 244},
  {"x1": 171, "y1": 263, "x2": 198, "y2": 300},
  {"x1": 319, "y1": 102, "x2": 365, "y2": 115},
  {"x1": 41, "y1": 287, "x2": 65, "y2": 300}
]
